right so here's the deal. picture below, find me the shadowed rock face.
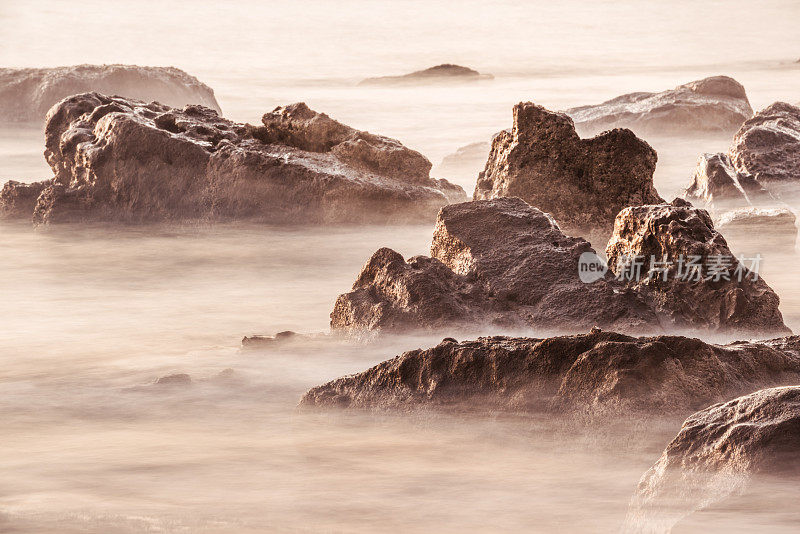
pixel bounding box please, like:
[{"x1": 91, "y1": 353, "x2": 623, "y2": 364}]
[
  {"x1": 626, "y1": 386, "x2": 800, "y2": 533},
  {"x1": 565, "y1": 76, "x2": 753, "y2": 136},
  {"x1": 684, "y1": 152, "x2": 772, "y2": 208},
  {"x1": 0, "y1": 64, "x2": 221, "y2": 122},
  {"x1": 330, "y1": 197, "x2": 658, "y2": 336},
  {"x1": 730, "y1": 102, "x2": 800, "y2": 183},
  {"x1": 359, "y1": 64, "x2": 493, "y2": 85},
  {"x1": 474, "y1": 103, "x2": 662, "y2": 238},
  {"x1": 1, "y1": 93, "x2": 465, "y2": 224},
  {"x1": 0, "y1": 180, "x2": 50, "y2": 219},
  {"x1": 301, "y1": 330, "x2": 800, "y2": 418},
  {"x1": 606, "y1": 199, "x2": 790, "y2": 337}
]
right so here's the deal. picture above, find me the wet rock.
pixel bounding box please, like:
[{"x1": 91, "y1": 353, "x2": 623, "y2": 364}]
[
  {"x1": 729, "y1": 101, "x2": 800, "y2": 183},
  {"x1": 626, "y1": 386, "x2": 800, "y2": 533},
  {"x1": 474, "y1": 103, "x2": 662, "y2": 238},
  {"x1": 301, "y1": 330, "x2": 800, "y2": 417},
  {"x1": 331, "y1": 197, "x2": 660, "y2": 337},
  {"x1": 242, "y1": 330, "x2": 300, "y2": 348},
  {"x1": 0, "y1": 180, "x2": 50, "y2": 219},
  {"x1": 606, "y1": 198, "x2": 790, "y2": 337},
  {"x1": 2, "y1": 93, "x2": 465, "y2": 224},
  {"x1": 359, "y1": 64, "x2": 493, "y2": 85},
  {"x1": 0, "y1": 64, "x2": 220, "y2": 122},
  {"x1": 565, "y1": 76, "x2": 753, "y2": 137},
  {"x1": 684, "y1": 152, "x2": 772, "y2": 208},
  {"x1": 714, "y1": 207, "x2": 796, "y2": 249}
]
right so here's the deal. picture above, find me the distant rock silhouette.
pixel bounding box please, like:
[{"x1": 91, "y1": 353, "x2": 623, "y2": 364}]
[{"x1": 359, "y1": 64, "x2": 493, "y2": 85}]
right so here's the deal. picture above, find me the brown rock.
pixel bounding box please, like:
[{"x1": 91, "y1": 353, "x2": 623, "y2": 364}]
[
  {"x1": 474, "y1": 103, "x2": 662, "y2": 238},
  {"x1": 0, "y1": 180, "x2": 50, "y2": 219},
  {"x1": 606, "y1": 198, "x2": 790, "y2": 337},
  {"x1": 684, "y1": 152, "x2": 772, "y2": 208},
  {"x1": 730, "y1": 101, "x2": 800, "y2": 183},
  {"x1": 2, "y1": 93, "x2": 465, "y2": 224},
  {"x1": 565, "y1": 76, "x2": 753, "y2": 137}
]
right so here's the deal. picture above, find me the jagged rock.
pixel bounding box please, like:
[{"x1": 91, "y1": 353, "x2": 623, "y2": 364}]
[
  {"x1": 436, "y1": 141, "x2": 491, "y2": 181},
  {"x1": 684, "y1": 152, "x2": 772, "y2": 208},
  {"x1": 0, "y1": 64, "x2": 220, "y2": 122},
  {"x1": 359, "y1": 64, "x2": 493, "y2": 86},
  {"x1": 331, "y1": 197, "x2": 659, "y2": 336},
  {"x1": 606, "y1": 199, "x2": 790, "y2": 337},
  {"x1": 0, "y1": 180, "x2": 50, "y2": 219},
  {"x1": 626, "y1": 386, "x2": 800, "y2": 533},
  {"x1": 241, "y1": 330, "x2": 300, "y2": 348},
  {"x1": 473, "y1": 103, "x2": 663, "y2": 237},
  {"x1": 715, "y1": 207, "x2": 797, "y2": 249},
  {"x1": 2, "y1": 94, "x2": 465, "y2": 224},
  {"x1": 301, "y1": 330, "x2": 800, "y2": 418},
  {"x1": 729, "y1": 101, "x2": 800, "y2": 183},
  {"x1": 565, "y1": 76, "x2": 753, "y2": 136}
]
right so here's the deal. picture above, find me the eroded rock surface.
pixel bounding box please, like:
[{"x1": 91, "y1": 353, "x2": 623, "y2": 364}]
[
  {"x1": 0, "y1": 64, "x2": 221, "y2": 122},
  {"x1": 684, "y1": 152, "x2": 772, "y2": 208},
  {"x1": 606, "y1": 199, "x2": 790, "y2": 337},
  {"x1": 301, "y1": 330, "x2": 800, "y2": 418},
  {"x1": 730, "y1": 101, "x2": 800, "y2": 183},
  {"x1": 0, "y1": 180, "x2": 50, "y2": 219},
  {"x1": 626, "y1": 386, "x2": 800, "y2": 533},
  {"x1": 565, "y1": 76, "x2": 753, "y2": 137},
  {"x1": 359, "y1": 64, "x2": 493, "y2": 85},
  {"x1": 474, "y1": 103, "x2": 663, "y2": 237},
  {"x1": 330, "y1": 197, "x2": 657, "y2": 336},
  {"x1": 2, "y1": 94, "x2": 465, "y2": 224}
]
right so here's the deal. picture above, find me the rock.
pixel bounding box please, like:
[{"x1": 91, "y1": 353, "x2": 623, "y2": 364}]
[
  {"x1": 473, "y1": 103, "x2": 663, "y2": 238},
  {"x1": 436, "y1": 141, "x2": 491, "y2": 181},
  {"x1": 626, "y1": 386, "x2": 800, "y2": 533},
  {"x1": 359, "y1": 64, "x2": 493, "y2": 86},
  {"x1": 0, "y1": 64, "x2": 220, "y2": 122},
  {"x1": 301, "y1": 330, "x2": 800, "y2": 418},
  {"x1": 684, "y1": 152, "x2": 772, "y2": 208},
  {"x1": 729, "y1": 101, "x2": 800, "y2": 183},
  {"x1": 241, "y1": 330, "x2": 300, "y2": 348},
  {"x1": 714, "y1": 207, "x2": 797, "y2": 249},
  {"x1": 2, "y1": 93, "x2": 465, "y2": 224},
  {"x1": 0, "y1": 180, "x2": 50, "y2": 219},
  {"x1": 331, "y1": 197, "x2": 660, "y2": 337},
  {"x1": 154, "y1": 373, "x2": 192, "y2": 386},
  {"x1": 606, "y1": 199, "x2": 790, "y2": 337},
  {"x1": 565, "y1": 76, "x2": 753, "y2": 136}
]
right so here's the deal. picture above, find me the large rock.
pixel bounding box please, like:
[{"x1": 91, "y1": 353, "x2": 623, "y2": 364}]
[
  {"x1": 729, "y1": 101, "x2": 800, "y2": 183},
  {"x1": 359, "y1": 64, "x2": 493, "y2": 86},
  {"x1": 0, "y1": 64, "x2": 221, "y2": 122},
  {"x1": 330, "y1": 197, "x2": 658, "y2": 336},
  {"x1": 714, "y1": 207, "x2": 797, "y2": 250},
  {"x1": 626, "y1": 386, "x2": 800, "y2": 533},
  {"x1": 684, "y1": 152, "x2": 772, "y2": 208},
  {"x1": 2, "y1": 93, "x2": 465, "y2": 224},
  {"x1": 301, "y1": 330, "x2": 800, "y2": 418},
  {"x1": 565, "y1": 76, "x2": 753, "y2": 137},
  {"x1": 606, "y1": 199, "x2": 790, "y2": 337},
  {"x1": 473, "y1": 103, "x2": 663, "y2": 237}
]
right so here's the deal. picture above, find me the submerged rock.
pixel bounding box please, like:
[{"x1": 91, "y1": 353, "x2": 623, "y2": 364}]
[
  {"x1": 301, "y1": 330, "x2": 800, "y2": 418},
  {"x1": 729, "y1": 101, "x2": 800, "y2": 183},
  {"x1": 606, "y1": 199, "x2": 790, "y2": 337},
  {"x1": 714, "y1": 207, "x2": 797, "y2": 249},
  {"x1": 684, "y1": 152, "x2": 771, "y2": 208},
  {"x1": 154, "y1": 373, "x2": 192, "y2": 386},
  {"x1": 0, "y1": 64, "x2": 220, "y2": 122},
  {"x1": 474, "y1": 103, "x2": 663, "y2": 237},
  {"x1": 626, "y1": 386, "x2": 800, "y2": 533},
  {"x1": 3, "y1": 94, "x2": 465, "y2": 224},
  {"x1": 330, "y1": 197, "x2": 657, "y2": 336},
  {"x1": 359, "y1": 64, "x2": 493, "y2": 85},
  {"x1": 565, "y1": 76, "x2": 753, "y2": 136},
  {"x1": 0, "y1": 180, "x2": 50, "y2": 219}
]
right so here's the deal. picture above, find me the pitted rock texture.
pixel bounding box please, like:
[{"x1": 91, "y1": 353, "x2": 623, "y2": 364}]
[
  {"x1": 359, "y1": 64, "x2": 493, "y2": 85},
  {"x1": 301, "y1": 330, "x2": 800, "y2": 417},
  {"x1": 626, "y1": 386, "x2": 800, "y2": 533},
  {"x1": 684, "y1": 152, "x2": 772, "y2": 208},
  {"x1": 2, "y1": 93, "x2": 465, "y2": 224},
  {"x1": 0, "y1": 180, "x2": 50, "y2": 219},
  {"x1": 0, "y1": 64, "x2": 220, "y2": 122},
  {"x1": 473, "y1": 103, "x2": 662, "y2": 236},
  {"x1": 730, "y1": 101, "x2": 800, "y2": 183},
  {"x1": 606, "y1": 199, "x2": 790, "y2": 337},
  {"x1": 565, "y1": 76, "x2": 753, "y2": 136}
]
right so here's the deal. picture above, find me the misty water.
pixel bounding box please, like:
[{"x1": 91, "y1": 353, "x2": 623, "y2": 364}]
[{"x1": 2, "y1": 1, "x2": 800, "y2": 532}]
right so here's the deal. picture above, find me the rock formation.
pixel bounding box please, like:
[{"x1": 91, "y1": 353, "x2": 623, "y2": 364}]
[
  {"x1": 359, "y1": 64, "x2": 493, "y2": 85},
  {"x1": 607, "y1": 199, "x2": 790, "y2": 337},
  {"x1": 0, "y1": 180, "x2": 50, "y2": 219},
  {"x1": 729, "y1": 101, "x2": 800, "y2": 183},
  {"x1": 626, "y1": 386, "x2": 800, "y2": 532},
  {"x1": 684, "y1": 152, "x2": 772, "y2": 208},
  {"x1": 330, "y1": 197, "x2": 658, "y2": 336},
  {"x1": 565, "y1": 76, "x2": 753, "y2": 137},
  {"x1": 436, "y1": 141, "x2": 491, "y2": 181},
  {"x1": 1, "y1": 94, "x2": 465, "y2": 224},
  {"x1": 473, "y1": 103, "x2": 663, "y2": 238},
  {"x1": 301, "y1": 330, "x2": 800, "y2": 418},
  {"x1": 715, "y1": 207, "x2": 797, "y2": 249},
  {"x1": 0, "y1": 64, "x2": 221, "y2": 122}
]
